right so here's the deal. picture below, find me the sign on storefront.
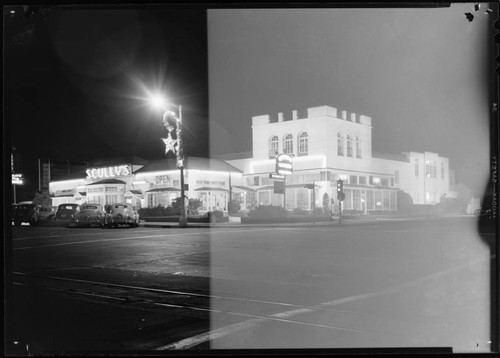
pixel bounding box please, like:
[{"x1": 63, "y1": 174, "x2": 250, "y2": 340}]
[
  {"x1": 86, "y1": 164, "x2": 131, "y2": 179},
  {"x1": 155, "y1": 174, "x2": 173, "y2": 185}
]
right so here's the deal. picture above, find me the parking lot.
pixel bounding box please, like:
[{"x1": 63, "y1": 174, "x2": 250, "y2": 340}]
[{"x1": 5, "y1": 217, "x2": 494, "y2": 354}]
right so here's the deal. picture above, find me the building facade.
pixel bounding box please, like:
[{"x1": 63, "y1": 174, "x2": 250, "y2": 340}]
[
  {"x1": 48, "y1": 105, "x2": 454, "y2": 215},
  {"x1": 224, "y1": 105, "x2": 454, "y2": 213},
  {"x1": 49, "y1": 157, "x2": 242, "y2": 213}
]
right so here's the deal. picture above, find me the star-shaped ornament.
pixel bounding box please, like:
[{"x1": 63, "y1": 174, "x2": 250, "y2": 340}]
[{"x1": 162, "y1": 133, "x2": 178, "y2": 155}]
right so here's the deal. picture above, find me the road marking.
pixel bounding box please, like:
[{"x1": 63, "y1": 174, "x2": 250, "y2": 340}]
[
  {"x1": 158, "y1": 255, "x2": 492, "y2": 350},
  {"x1": 13, "y1": 228, "x2": 277, "y2": 250}
]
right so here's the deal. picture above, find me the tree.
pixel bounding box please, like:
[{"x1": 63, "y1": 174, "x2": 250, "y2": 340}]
[
  {"x1": 397, "y1": 190, "x2": 414, "y2": 212},
  {"x1": 32, "y1": 190, "x2": 51, "y2": 206}
]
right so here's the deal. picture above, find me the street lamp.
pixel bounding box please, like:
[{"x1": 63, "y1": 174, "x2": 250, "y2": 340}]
[{"x1": 150, "y1": 94, "x2": 188, "y2": 228}]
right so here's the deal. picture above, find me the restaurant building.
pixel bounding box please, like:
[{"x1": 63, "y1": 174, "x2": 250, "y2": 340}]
[
  {"x1": 49, "y1": 104, "x2": 454, "y2": 214},
  {"x1": 49, "y1": 157, "x2": 242, "y2": 213},
  {"x1": 221, "y1": 105, "x2": 454, "y2": 213}
]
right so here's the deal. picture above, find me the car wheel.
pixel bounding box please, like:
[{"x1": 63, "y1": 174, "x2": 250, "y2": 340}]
[{"x1": 29, "y1": 219, "x2": 37, "y2": 226}]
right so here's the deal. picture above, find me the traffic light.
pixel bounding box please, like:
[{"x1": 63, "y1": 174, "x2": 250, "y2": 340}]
[{"x1": 336, "y1": 179, "x2": 343, "y2": 193}]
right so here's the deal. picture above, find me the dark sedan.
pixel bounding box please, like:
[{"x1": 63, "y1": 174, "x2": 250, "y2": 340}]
[
  {"x1": 71, "y1": 204, "x2": 106, "y2": 228},
  {"x1": 51, "y1": 204, "x2": 80, "y2": 227}
]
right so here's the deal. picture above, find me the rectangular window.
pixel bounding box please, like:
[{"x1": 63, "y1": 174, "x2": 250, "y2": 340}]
[
  {"x1": 349, "y1": 175, "x2": 358, "y2": 184},
  {"x1": 254, "y1": 176, "x2": 260, "y2": 186},
  {"x1": 390, "y1": 191, "x2": 397, "y2": 210},
  {"x1": 366, "y1": 190, "x2": 374, "y2": 210},
  {"x1": 369, "y1": 176, "x2": 373, "y2": 185},
  {"x1": 173, "y1": 180, "x2": 180, "y2": 186},
  {"x1": 390, "y1": 178, "x2": 394, "y2": 186},
  {"x1": 353, "y1": 190, "x2": 361, "y2": 210},
  {"x1": 343, "y1": 189, "x2": 352, "y2": 210},
  {"x1": 383, "y1": 191, "x2": 390, "y2": 210},
  {"x1": 381, "y1": 178, "x2": 389, "y2": 186},
  {"x1": 258, "y1": 190, "x2": 270, "y2": 205},
  {"x1": 374, "y1": 191, "x2": 383, "y2": 209},
  {"x1": 297, "y1": 189, "x2": 309, "y2": 210},
  {"x1": 359, "y1": 176, "x2": 366, "y2": 185}
]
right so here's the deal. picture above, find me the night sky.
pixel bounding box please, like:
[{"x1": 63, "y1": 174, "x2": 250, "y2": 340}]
[
  {"x1": 208, "y1": 4, "x2": 497, "y2": 194},
  {"x1": 5, "y1": 3, "x2": 498, "y2": 202},
  {"x1": 5, "y1": 5, "x2": 209, "y2": 201}
]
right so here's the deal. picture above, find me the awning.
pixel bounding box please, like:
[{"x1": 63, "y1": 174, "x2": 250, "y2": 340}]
[
  {"x1": 232, "y1": 185, "x2": 256, "y2": 192},
  {"x1": 89, "y1": 179, "x2": 126, "y2": 185},
  {"x1": 146, "y1": 187, "x2": 180, "y2": 192},
  {"x1": 258, "y1": 183, "x2": 321, "y2": 190},
  {"x1": 194, "y1": 187, "x2": 229, "y2": 192}
]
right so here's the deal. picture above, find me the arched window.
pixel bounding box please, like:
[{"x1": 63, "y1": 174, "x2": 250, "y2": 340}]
[
  {"x1": 298, "y1": 132, "x2": 308, "y2": 156},
  {"x1": 355, "y1": 136, "x2": 362, "y2": 158},
  {"x1": 337, "y1": 133, "x2": 344, "y2": 156},
  {"x1": 347, "y1": 135, "x2": 353, "y2": 157},
  {"x1": 269, "y1": 135, "x2": 279, "y2": 158},
  {"x1": 283, "y1": 134, "x2": 293, "y2": 154}
]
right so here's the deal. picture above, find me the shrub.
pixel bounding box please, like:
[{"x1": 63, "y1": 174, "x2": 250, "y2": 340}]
[
  {"x1": 188, "y1": 198, "x2": 202, "y2": 215},
  {"x1": 138, "y1": 206, "x2": 169, "y2": 218},
  {"x1": 228, "y1": 200, "x2": 241, "y2": 215},
  {"x1": 248, "y1": 205, "x2": 287, "y2": 219},
  {"x1": 292, "y1": 208, "x2": 307, "y2": 215}
]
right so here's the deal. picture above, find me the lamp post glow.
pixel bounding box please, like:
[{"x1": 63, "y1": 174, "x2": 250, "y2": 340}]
[{"x1": 151, "y1": 95, "x2": 188, "y2": 228}]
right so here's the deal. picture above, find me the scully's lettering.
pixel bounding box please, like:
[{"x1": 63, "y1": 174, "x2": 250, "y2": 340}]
[{"x1": 86, "y1": 165, "x2": 132, "y2": 179}]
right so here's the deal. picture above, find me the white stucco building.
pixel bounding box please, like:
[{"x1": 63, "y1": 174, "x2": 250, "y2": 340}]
[
  {"x1": 49, "y1": 157, "x2": 242, "y2": 213},
  {"x1": 223, "y1": 105, "x2": 454, "y2": 213},
  {"x1": 48, "y1": 105, "x2": 454, "y2": 215}
]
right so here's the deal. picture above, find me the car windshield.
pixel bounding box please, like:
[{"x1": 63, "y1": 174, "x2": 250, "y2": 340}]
[
  {"x1": 82, "y1": 206, "x2": 98, "y2": 210},
  {"x1": 114, "y1": 205, "x2": 128, "y2": 209}
]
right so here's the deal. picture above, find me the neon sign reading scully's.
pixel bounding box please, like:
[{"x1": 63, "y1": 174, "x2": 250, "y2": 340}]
[{"x1": 86, "y1": 164, "x2": 132, "y2": 179}]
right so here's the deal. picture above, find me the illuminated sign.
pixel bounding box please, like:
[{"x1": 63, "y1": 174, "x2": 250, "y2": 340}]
[
  {"x1": 276, "y1": 154, "x2": 293, "y2": 176},
  {"x1": 12, "y1": 173, "x2": 24, "y2": 185},
  {"x1": 269, "y1": 173, "x2": 285, "y2": 180},
  {"x1": 155, "y1": 175, "x2": 173, "y2": 185},
  {"x1": 86, "y1": 164, "x2": 131, "y2": 179}
]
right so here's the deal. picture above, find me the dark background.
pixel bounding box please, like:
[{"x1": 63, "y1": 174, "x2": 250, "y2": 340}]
[{"x1": 5, "y1": 5, "x2": 209, "y2": 202}]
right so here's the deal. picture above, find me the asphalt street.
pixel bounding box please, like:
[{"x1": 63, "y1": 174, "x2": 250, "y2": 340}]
[{"x1": 5, "y1": 216, "x2": 495, "y2": 355}]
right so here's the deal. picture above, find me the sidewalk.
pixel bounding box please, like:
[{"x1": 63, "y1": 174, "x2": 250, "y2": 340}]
[{"x1": 141, "y1": 214, "x2": 473, "y2": 228}]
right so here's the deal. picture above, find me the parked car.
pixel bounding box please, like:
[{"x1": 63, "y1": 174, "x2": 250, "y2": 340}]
[
  {"x1": 29, "y1": 205, "x2": 57, "y2": 226},
  {"x1": 13, "y1": 204, "x2": 38, "y2": 226},
  {"x1": 51, "y1": 204, "x2": 80, "y2": 227},
  {"x1": 105, "y1": 203, "x2": 140, "y2": 228},
  {"x1": 71, "y1": 203, "x2": 106, "y2": 228}
]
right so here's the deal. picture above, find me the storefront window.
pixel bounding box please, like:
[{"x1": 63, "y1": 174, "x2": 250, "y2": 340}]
[
  {"x1": 383, "y1": 191, "x2": 390, "y2": 210},
  {"x1": 343, "y1": 189, "x2": 352, "y2": 210},
  {"x1": 258, "y1": 191, "x2": 271, "y2": 206},
  {"x1": 367, "y1": 190, "x2": 374, "y2": 210},
  {"x1": 353, "y1": 190, "x2": 361, "y2": 210},
  {"x1": 297, "y1": 189, "x2": 309, "y2": 210}
]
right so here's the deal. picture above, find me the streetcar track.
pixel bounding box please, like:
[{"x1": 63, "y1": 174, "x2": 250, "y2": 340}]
[
  {"x1": 11, "y1": 275, "x2": 373, "y2": 344},
  {"x1": 12, "y1": 271, "x2": 366, "y2": 316}
]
